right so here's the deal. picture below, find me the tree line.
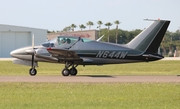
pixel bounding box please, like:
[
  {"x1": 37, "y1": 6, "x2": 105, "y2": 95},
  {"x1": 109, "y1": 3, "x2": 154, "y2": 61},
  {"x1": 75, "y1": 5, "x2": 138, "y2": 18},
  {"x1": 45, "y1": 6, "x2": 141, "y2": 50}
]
[{"x1": 48, "y1": 21, "x2": 180, "y2": 57}]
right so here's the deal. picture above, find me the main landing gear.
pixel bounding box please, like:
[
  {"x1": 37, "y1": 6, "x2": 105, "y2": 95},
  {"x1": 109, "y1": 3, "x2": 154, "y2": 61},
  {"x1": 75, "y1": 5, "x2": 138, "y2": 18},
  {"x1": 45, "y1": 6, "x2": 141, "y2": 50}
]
[{"x1": 62, "y1": 62, "x2": 78, "y2": 76}]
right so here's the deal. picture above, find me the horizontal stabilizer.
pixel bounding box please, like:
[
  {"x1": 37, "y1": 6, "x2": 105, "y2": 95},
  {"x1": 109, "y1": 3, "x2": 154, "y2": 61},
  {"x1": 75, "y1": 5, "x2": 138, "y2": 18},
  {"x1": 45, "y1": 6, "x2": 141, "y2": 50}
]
[{"x1": 142, "y1": 54, "x2": 164, "y2": 59}]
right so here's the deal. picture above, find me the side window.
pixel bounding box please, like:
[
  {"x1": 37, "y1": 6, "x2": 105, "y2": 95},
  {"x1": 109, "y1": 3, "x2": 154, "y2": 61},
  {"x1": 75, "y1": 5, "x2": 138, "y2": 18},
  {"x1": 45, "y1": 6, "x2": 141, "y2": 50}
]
[
  {"x1": 57, "y1": 37, "x2": 66, "y2": 45},
  {"x1": 57, "y1": 37, "x2": 75, "y2": 46},
  {"x1": 82, "y1": 38, "x2": 92, "y2": 42}
]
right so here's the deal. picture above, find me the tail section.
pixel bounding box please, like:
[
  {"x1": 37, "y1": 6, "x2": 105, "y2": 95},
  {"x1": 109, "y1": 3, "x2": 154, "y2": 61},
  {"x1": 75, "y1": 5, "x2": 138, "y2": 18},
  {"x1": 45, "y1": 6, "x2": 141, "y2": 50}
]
[{"x1": 127, "y1": 20, "x2": 170, "y2": 54}]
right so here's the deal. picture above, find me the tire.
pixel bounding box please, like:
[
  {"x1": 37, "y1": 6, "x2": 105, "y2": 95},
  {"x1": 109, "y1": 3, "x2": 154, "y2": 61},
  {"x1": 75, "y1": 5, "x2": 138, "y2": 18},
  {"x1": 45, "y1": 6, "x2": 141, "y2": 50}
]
[
  {"x1": 29, "y1": 68, "x2": 37, "y2": 76},
  {"x1": 62, "y1": 69, "x2": 70, "y2": 76},
  {"x1": 70, "y1": 68, "x2": 77, "y2": 76}
]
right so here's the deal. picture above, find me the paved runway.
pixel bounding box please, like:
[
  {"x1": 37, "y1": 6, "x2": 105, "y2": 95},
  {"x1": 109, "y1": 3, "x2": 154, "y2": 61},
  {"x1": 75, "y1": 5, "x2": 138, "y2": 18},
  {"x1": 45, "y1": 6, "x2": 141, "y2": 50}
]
[{"x1": 0, "y1": 75, "x2": 179, "y2": 83}]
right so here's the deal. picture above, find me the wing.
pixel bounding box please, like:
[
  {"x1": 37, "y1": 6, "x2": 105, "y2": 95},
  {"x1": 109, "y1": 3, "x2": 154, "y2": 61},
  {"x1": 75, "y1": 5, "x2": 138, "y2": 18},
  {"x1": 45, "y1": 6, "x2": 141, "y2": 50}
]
[{"x1": 47, "y1": 48, "x2": 83, "y2": 62}]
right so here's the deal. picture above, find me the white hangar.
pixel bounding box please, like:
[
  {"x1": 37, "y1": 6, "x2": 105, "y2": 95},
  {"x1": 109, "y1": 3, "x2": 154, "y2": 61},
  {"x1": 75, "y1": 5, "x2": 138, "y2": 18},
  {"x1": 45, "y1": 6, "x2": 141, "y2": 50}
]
[{"x1": 0, "y1": 24, "x2": 47, "y2": 57}]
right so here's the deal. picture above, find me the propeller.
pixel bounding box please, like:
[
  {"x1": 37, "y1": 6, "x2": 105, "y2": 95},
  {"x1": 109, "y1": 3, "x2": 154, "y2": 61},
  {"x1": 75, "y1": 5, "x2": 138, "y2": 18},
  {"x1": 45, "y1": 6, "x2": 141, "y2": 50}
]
[
  {"x1": 31, "y1": 34, "x2": 35, "y2": 68},
  {"x1": 32, "y1": 34, "x2": 34, "y2": 49}
]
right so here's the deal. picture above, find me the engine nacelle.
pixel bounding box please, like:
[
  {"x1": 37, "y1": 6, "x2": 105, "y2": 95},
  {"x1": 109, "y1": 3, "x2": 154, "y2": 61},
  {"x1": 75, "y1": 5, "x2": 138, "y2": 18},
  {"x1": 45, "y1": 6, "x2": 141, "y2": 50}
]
[{"x1": 12, "y1": 59, "x2": 38, "y2": 67}]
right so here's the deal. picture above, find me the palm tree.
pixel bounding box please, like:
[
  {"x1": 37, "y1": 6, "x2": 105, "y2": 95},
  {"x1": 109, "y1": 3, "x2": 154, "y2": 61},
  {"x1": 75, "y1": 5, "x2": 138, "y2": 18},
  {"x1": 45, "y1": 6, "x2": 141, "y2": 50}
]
[
  {"x1": 62, "y1": 26, "x2": 71, "y2": 32},
  {"x1": 114, "y1": 20, "x2": 121, "y2": 43},
  {"x1": 79, "y1": 24, "x2": 86, "y2": 31},
  {"x1": 105, "y1": 22, "x2": 113, "y2": 42},
  {"x1": 71, "y1": 24, "x2": 77, "y2": 31},
  {"x1": 86, "y1": 21, "x2": 94, "y2": 30},
  {"x1": 97, "y1": 21, "x2": 103, "y2": 37}
]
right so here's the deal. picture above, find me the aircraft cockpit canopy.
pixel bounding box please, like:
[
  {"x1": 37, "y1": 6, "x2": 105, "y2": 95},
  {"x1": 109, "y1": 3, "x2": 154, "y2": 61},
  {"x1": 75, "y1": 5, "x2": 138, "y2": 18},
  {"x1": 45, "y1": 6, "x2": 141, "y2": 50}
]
[
  {"x1": 57, "y1": 36, "x2": 79, "y2": 45},
  {"x1": 42, "y1": 36, "x2": 92, "y2": 47}
]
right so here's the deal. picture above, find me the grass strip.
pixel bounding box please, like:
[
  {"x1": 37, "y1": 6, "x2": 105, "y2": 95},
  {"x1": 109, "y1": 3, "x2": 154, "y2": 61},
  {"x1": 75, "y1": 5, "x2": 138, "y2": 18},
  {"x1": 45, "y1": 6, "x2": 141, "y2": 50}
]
[
  {"x1": 0, "y1": 60, "x2": 180, "y2": 75},
  {"x1": 0, "y1": 83, "x2": 179, "y2": 109}
]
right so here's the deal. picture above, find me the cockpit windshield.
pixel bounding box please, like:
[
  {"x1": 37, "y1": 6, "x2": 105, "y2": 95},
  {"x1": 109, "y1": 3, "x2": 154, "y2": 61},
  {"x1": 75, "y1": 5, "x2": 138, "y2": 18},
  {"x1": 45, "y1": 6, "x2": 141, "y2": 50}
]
[
  {"x1": 57, "y1": 36, "x2": 79, "y2": 45},
  {"x1": 42, "y1": 36, "x2": 93, "y2": 47},
  {"x1": 41, "y1": 38, "x2": 56, "y2": 47}
]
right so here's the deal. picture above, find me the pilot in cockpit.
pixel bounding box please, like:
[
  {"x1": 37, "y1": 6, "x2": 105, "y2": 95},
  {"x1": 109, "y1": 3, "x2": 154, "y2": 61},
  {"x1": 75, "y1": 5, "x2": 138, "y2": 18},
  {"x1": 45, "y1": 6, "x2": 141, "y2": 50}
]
[
  {"x1": 66, "y1": 38, "x2": 71, "y2": 44},
  {"x1": 61, "y1": 38, "x2": 66, "y2": 44},
  {"x1": 57, "y1": 37, "x2": 72, "y2": 45}
]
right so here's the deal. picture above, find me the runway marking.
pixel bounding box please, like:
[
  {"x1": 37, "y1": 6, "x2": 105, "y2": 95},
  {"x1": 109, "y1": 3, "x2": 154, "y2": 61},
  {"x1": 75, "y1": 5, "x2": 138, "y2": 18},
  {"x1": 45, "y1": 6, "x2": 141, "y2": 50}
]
[{"x1": 0, "y1": 76, "x2": 179, "y2": 83}]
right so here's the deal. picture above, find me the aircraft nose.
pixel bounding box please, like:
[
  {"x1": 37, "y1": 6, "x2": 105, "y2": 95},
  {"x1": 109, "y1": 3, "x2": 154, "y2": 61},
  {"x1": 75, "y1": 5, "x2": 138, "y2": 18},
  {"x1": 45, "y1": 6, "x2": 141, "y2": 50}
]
[
  {"x1": 10, "y1": 49, "x2": 19, "y2": 58},
  {"x1": 10, "y1": 48, "x2": 27, "y2": 58}
]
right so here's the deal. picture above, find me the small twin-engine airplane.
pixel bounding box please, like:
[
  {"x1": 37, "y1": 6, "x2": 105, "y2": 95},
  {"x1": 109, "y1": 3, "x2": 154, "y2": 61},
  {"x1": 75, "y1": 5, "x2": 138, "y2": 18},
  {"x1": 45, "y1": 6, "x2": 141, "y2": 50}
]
[{"x1": 10, "y1": 19, "x2": 170, "y2": 76}]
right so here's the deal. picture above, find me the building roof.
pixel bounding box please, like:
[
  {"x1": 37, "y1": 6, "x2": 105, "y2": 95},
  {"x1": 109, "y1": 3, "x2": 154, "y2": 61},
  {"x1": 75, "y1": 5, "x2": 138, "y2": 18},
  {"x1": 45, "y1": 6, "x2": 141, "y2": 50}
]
[{"x1": 0, "y1": 24, "x2": 47, "y2": 31}]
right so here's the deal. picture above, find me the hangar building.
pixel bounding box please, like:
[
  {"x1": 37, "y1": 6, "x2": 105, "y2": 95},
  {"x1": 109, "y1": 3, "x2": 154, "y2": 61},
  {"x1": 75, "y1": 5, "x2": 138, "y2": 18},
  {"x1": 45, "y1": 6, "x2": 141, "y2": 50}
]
[{"x1": 0, "y1": 24, "x2": 47, "y2": 57}]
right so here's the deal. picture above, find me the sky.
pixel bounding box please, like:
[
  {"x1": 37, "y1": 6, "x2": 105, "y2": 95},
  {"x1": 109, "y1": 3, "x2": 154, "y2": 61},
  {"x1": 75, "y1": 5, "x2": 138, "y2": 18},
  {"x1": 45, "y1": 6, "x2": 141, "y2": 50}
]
[{"x1": 0, "y1": 0, "x2": 179, "y2": 32}]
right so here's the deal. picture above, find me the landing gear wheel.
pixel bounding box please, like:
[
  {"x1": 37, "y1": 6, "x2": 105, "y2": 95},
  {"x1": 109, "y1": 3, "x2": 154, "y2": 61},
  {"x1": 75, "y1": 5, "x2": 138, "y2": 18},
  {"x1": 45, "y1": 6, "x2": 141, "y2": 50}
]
[
  {"x1": 29, "y1": 68, "x2": 37, "y2": 76},
  {"x1": 62, "y1": 69, "x2": 70, "y2": 76},
  {"x1": 70, "y1": 68, "x2": 77, "y2": 76}
]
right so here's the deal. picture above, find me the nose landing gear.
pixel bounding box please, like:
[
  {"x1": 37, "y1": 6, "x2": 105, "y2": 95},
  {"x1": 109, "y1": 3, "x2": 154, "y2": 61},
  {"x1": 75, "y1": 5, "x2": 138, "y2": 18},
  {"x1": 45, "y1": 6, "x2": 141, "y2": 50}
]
[
  {"x1": 29, "y1": 67, "x2": 37, "y2": 76},
  {"x1": 29, "y1": 53, "x2": 37, "y2": 76}
]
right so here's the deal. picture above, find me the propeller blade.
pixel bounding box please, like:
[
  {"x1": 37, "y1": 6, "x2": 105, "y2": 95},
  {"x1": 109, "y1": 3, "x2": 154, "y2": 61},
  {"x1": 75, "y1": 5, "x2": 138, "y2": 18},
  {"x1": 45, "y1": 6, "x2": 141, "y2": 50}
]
[{"x1": 32, "y1": 34, "x2": 34, "y2": 49}]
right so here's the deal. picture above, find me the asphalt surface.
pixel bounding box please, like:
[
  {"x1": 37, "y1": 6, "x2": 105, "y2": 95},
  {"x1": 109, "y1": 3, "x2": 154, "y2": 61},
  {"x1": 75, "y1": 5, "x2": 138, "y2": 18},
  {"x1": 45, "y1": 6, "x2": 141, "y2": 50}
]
[{"x1": 0, "y1": 75, "x2": 179, "y2": 83}]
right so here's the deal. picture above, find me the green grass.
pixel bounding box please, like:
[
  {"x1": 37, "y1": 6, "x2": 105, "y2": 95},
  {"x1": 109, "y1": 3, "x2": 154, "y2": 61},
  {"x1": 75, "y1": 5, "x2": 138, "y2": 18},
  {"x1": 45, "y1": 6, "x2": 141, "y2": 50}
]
[
  {"x1": 0, "y1": 61, "x2": 180, "y2": 109},
  {"x1": 0, "y1": 60, "x2": 180, "y2": 75},
  {"x1": 0, "y1": 83, "x2": 179, "y2": 109}
]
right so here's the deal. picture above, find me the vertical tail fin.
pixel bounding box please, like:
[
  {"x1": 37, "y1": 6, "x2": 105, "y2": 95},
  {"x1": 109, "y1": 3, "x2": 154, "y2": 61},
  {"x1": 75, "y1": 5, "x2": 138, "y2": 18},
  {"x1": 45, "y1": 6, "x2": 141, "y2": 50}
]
[{"x1": 127, "y1": 20, "x2": 170, "y2": 54}]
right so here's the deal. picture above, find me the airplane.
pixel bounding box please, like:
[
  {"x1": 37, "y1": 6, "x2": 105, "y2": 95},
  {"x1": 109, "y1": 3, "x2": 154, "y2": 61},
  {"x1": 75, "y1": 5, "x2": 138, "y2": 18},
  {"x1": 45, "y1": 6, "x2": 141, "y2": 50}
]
[{"x1": 10, "y1": 19, "x2": 170, "y2": 76}]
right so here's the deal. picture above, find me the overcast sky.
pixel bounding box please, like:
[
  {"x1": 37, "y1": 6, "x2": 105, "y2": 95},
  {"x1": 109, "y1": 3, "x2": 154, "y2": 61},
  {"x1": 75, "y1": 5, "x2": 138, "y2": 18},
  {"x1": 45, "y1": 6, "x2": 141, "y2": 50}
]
[{"x1": 0, "y1": 0, "x2": 179, "y2": 32}]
